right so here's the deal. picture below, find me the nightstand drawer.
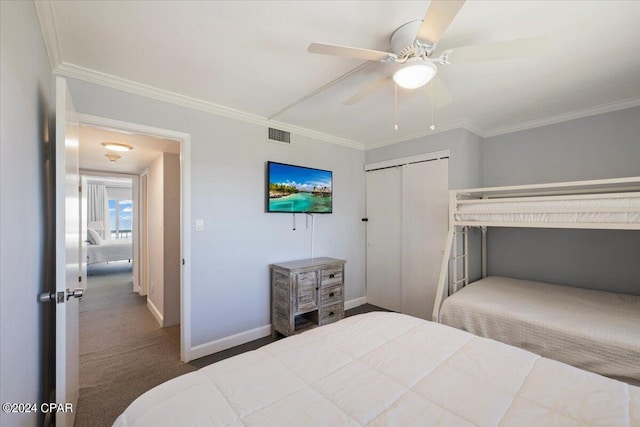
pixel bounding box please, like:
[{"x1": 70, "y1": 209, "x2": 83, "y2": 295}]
[
  {"x1": 321, "y1": 265, "x2": 343, "y2": 287},
  {"x1": 320, "y1": 284, "x2": 342, "y2": 305},
  {"x1": 319, "y1": 302, "x2": 343, "y2": 326}
]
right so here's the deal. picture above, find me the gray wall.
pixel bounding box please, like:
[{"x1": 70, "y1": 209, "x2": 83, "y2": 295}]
[
  {"x1": 65, "y1": 78, "x2": 366, "y2": 348},
  {"x1": 366, "y1": 128, "x2": 483, "y2": 189},
  {"x1": 1, "y1": 1, "x2": 54, "y2": 426},
  {"x1": 483, "y1": 107, "x2": 640, "y2": 295}
]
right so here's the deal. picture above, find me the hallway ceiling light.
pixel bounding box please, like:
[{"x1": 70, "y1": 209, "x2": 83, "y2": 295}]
[
  {"x1": 105, "y1": 153, "x2": 121, "y2": 162},
  {"x1": 102, "y1": 142, "x2": 133, "y2": 152}
]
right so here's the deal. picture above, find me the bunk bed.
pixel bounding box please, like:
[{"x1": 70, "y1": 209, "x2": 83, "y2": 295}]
[{"x1": 433, "y1": 176, "x2": 640, "y2": 385}]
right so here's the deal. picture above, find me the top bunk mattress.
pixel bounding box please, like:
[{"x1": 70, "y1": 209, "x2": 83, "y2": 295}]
[
  {"x1": 439, "y1": 276, "x2": 640, "y2": 386},
  {"x1": 454, "y1": 195, "x2": 640, "y2": 226}
]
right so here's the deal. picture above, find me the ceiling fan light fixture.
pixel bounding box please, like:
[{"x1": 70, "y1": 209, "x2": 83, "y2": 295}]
[
  {"x1": 105, "y1": 153, "x2": 121, "y2": 163},
  {"x1": 393, "y1": 59, "x2": 437, "y2": 89},
  {"x1": 102, "y1": 142, "x2": 133, "y2": 152}
]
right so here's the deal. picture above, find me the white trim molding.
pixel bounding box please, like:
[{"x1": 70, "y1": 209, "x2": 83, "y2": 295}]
[
  {"x1": 34, "y1": 0, "x2": 62, "y2": 70},
  {"x1": 188, "y1": 325, "x2": 272, "y2": 362},
  {"x1": 147, "y1": 299, "x2": 163, "y2": 327},
  {"x1": 35, "y1": 2, "x2": 638, "y2": 151},
  {"x1": 365, "y1": 149, "x2": 450, "y2": 171},
  {"x1": 344, "y1": 296, "x2": 367, "y2": 311},
  {"x1": 77, "y1": 113, "x2": 193, "y2": 364},
  {"x1": 55, "y1": 62, "x2": 364, "y2": 150},
  {"x1": 484, "y1": 98, "x2": 640, "y2": 138},
  {"x1": 186, "y1": 296, "x2": 368, "y2": 362}
]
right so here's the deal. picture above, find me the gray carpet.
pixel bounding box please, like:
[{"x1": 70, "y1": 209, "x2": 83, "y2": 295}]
[
  {"x1": 75, "y1": 262, "x2": 196, "y2": 427},
  {"x1": 75, "y1": 262, "x2": 388, "y2": 426}
]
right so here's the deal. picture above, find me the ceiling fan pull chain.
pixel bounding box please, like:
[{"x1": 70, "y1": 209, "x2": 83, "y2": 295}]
[
  {"x1": 394, "y1": 83, "x2": 399, "y2": 130},
  {"x1": 429, "y1": 80, "x2": 436, "y2": 131}
]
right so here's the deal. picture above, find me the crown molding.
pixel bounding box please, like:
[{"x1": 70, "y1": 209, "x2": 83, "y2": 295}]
[
  {"x1": 34, "y1": 0, "x2": 62, "y2": 70},
  {"x1": 484, "y1": 98, "x2": 640, "y2": 138},
  {"x1": 461, "y1": 120, "x2": 487, "y2": 139},
  {"x1": 53, "y1": 62, "x2": 365, "y2": 150},
  {"x1": 34, "y1": 1, "x2": 363, "y2": 149},
  {"x1": 365, "y1": 119, "x2": 476, "y2": 150},
  {"x1": 36, "y1": 1, "x2": 637, "y2": 151}
]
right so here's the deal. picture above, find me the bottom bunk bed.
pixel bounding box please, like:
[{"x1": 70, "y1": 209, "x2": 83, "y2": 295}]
[
  {"x1": 114, "y1": 312, "x2": 639, "y2": 427},
  {"x1": 439, "y1": 276, "x2": 640, "y2": 386}
]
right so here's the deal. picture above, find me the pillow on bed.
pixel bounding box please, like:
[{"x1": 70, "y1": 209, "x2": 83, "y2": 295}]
[{"x1": 87, "y1": 228, "x2": 103, "y2": 245}]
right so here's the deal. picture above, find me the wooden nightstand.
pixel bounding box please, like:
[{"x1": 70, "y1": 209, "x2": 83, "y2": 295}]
[{"x1": 270, "y1": 257, "x2": 346, "y2": 337}]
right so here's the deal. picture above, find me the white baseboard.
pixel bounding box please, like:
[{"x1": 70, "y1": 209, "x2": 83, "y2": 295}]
[
  {"x1": 189, "y1": 324, "x2": 272, "y2": 361},
  {"x1": 147, "y1": 298, "x2": 163, "y2": 327},
  {"x1": 187, "y1": 296, "x2": 368, "y2": 361},
  {"x1": 345, "y1": 296, "x2": 366, "y2": 310}
]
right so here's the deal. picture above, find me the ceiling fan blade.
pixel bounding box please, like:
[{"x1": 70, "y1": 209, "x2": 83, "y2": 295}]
[
  {"x1": 446, "y1": 36, "x2": 552, "y2": 63},
  {"x1": 416, "y1": 0, "x2": 466, "y2": 45},
  {"x1": 343, "y1": 76, "x2": 392, "y2": 105},
  {"x1": 423, "y1": 76, "x2": 452, "y2": 108},
  {"x1": 308, "y1": 42, "x2": 390, "y2": 62}
]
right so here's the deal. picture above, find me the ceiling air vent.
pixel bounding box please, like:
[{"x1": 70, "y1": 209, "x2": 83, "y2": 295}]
[{"x1": 268, "y1": 127, "x2": 291, "y2": 144}]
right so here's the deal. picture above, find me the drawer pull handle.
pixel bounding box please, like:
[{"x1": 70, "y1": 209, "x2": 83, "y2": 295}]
[
  {"x1": 329, "y1": 274, "x2": 335, "y2": 278},
  {"x1": 329, "y1": 292, "x2": 335, "y2": 297},
  {"x1": 329, "y1": 311, "x2": 334, "y2": 316}
]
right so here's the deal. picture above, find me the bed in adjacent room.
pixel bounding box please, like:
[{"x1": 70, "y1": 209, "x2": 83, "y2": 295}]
[
  {"x1": 113, "y1": 312, "x2": 639, "y2": 427},
  {"x1": 86, "y1": 228, "x2": 132, "y2": 265}
]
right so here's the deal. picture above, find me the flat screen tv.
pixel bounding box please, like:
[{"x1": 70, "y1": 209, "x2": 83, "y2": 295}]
[{"x1": 267, "y1": 161, "x2": 332, "y2": 213}]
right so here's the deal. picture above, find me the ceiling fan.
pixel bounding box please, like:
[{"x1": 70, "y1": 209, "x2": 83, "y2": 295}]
[{"x1": 308, "y1": 0, "x2": 550, "y2": 108}]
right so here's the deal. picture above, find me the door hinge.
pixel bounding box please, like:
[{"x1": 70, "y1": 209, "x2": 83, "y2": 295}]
[
  {"x1": 79, "y1": 185, "x2": 82, "y2": 193},
  {"x1": 78, "y1": 275, "x2": 82, "y2": 282},
  {"x1": 182, "y1": 258, "x2": 185, "y2": 266}
]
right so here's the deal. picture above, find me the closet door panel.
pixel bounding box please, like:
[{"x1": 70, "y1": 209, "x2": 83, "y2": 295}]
[
  {"x1": 366, "y1": 167, "x2": 402, "y2": 312},
  {"x1": 402, "y1": 159, "x2": 449, "y2": 319}
]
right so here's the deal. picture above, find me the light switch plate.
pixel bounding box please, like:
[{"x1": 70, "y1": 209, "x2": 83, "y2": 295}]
[{"x1": 195, "y1": 219, "x2": 204, "y2": 231}]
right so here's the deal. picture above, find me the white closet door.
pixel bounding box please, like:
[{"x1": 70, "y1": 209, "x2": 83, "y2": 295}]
[
  {"x1": 402, "y1": 159, "x2": 449, "y2": 319},
  {"x1": 366, "y1": 167, "x2": 402, "y2": 312}
]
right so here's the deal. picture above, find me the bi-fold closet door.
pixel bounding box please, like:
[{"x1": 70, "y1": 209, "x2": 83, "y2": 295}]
[{"x1": 365, "y1": 157, "x2": 448, "y2": 320}]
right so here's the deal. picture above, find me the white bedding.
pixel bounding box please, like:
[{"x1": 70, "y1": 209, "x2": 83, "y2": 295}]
[
  {"x1": 440, "y1": 276, "x2": 640, "y2": 386},
  {"x1": 455, "y1": 196, "x2": 640, "y2": 225},
  {"x1": 113, "y1": 312, "x2": 639, "y2": 427},
  {"x1": 87, "y1": 239, "x2": 132, "y2": 264}
]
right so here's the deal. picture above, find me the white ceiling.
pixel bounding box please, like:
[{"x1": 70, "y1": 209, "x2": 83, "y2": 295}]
[
  {"x1": 39, "y1": 1, "x2": 640, "y2": 149},
  {"x1": 79, "y1": 125, "x2": 180, "y2": 174}
]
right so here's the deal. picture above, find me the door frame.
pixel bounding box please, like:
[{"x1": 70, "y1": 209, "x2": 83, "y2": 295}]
[
  {"x1": 79, "y1": 170, "x2": 139, "y2": 291},
  {"x1": 76, "y1": 113, "x2": 193, "y2": 362},
  {"x1": 140, "y1": 170, "x2": 149, "y2": 296}
]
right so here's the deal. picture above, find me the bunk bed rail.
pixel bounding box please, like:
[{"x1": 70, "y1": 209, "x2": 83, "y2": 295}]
[{"x1": 432, "y1": 176, "x2": 640, "y2": 321}]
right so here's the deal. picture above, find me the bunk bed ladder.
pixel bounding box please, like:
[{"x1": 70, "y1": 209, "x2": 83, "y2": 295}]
[
  {"x1": 450, "y1": 225, "x2": 469, "y2": 295},
  {"x1": 433, "y1": 225, "x2": 468, "y2": 322}
]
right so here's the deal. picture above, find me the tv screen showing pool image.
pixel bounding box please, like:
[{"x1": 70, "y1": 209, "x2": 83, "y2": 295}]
[{"x1": 267, "y1": 162, "x2": 332, "y2": 213}]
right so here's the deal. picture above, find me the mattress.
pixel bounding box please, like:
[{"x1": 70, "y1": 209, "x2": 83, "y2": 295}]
[
  {"x1": 87, "y1": 239, "x2": 132, "y2": 264},
  {"x1": 113, "y1": 312, "x2": 639, "y2": 427},
  {"x1": 454, "y1": 195, "x2": 640, "y2": 225},
  {"x1": 440, "y1": 276, "x2": 640, "y2": 386}
]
